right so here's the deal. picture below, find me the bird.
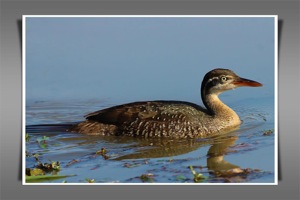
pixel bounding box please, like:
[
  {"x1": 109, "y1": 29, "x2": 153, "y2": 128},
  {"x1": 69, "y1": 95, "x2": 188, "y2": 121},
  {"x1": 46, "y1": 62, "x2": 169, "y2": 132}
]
[{"x1": 68, "y1": 68, "x2": 262, "y2": 138}]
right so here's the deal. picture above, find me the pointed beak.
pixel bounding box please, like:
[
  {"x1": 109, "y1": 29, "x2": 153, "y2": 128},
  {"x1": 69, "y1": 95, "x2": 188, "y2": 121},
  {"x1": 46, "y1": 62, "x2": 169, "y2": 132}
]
[{"x1": 233, "y1": 77, "x2": 263, "y2": 87}]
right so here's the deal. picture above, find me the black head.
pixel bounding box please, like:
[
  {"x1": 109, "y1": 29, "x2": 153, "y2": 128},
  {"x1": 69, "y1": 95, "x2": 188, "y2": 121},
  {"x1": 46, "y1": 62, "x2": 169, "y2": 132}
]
[{"x1": 201, "y1": 68, "x2": 262, "y2": 96}]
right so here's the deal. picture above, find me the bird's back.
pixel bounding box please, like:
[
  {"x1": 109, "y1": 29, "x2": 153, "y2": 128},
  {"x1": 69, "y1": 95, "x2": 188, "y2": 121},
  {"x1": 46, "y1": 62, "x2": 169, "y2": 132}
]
[{"x1": 83, "y1": 101, "x2": 212, "y2": 138}]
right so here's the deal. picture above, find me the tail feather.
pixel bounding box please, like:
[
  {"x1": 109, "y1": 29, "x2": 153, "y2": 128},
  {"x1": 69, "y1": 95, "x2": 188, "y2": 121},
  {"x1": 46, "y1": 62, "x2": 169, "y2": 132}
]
[
  {"x1": 67, "y1": 121, "x2": 118, "y2": 136},
  {"x1": 26, "y1": 123, "x2": 76, "y2": 133}
]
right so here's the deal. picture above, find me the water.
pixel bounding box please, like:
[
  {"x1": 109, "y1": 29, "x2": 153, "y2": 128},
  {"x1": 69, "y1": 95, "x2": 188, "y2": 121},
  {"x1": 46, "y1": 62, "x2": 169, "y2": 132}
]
[{"x1": 25, "y1": 96, "x2": 275, "y2": 184}]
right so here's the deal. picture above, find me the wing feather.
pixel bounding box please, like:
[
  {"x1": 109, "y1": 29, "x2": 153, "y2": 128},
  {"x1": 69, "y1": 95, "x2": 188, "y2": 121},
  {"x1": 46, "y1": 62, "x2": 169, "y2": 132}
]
[{"x1": 84, "y1": 101, "x2": 208, "y2": 125}]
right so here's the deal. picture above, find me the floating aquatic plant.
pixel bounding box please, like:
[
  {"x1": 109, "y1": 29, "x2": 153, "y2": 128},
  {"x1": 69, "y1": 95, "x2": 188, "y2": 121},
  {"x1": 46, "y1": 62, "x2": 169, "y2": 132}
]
[
  {"x1": 189, "y1": 166, "x2": 206, "y2": 183},
  {"x1": 36, "y1": 136, "x2": 50, "y2": 148},
  {"x1": 26, "y1": 174, "x2": 76, "y2": 182}
]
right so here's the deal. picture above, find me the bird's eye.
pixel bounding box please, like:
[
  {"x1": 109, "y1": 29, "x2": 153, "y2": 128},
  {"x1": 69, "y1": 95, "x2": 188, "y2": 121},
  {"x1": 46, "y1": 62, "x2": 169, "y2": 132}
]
[{"x1": 221, "y1": 76, "x2": 227, "y2": 81}]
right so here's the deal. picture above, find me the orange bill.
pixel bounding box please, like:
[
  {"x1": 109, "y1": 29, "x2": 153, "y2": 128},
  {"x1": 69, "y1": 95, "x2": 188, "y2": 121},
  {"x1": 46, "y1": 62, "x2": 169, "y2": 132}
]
[{"x1": 233, "y1": 78, "x2": 263, "y2": 87}]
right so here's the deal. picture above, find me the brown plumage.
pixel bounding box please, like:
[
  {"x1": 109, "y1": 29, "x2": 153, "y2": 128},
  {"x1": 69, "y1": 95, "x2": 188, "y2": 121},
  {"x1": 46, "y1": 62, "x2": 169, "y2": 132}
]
[{"x1": 68, "y1": 68, "x2": 262, "y2": 138}]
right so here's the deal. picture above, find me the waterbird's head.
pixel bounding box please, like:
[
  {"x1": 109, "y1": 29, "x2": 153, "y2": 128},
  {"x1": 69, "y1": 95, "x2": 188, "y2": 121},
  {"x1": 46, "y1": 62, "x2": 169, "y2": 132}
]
[{"x1": 201, "y1": 68, "x2": 262, "y2": 96}]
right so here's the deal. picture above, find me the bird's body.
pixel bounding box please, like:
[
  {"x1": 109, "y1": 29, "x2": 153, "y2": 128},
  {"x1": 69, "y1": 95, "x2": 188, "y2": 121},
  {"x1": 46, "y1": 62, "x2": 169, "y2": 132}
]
[{"x1": 69, "y1": 69, "x2": 262, "y2": 138}]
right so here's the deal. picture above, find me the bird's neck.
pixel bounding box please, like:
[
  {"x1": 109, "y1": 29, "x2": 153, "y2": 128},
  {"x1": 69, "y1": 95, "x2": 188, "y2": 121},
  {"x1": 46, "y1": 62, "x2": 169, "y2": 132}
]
[{"x1": 203, "y1": 93, "x2": 239, "y2": 119}]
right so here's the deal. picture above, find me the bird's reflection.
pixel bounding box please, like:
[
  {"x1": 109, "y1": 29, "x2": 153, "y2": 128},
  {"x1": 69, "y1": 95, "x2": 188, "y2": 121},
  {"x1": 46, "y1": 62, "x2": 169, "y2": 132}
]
[
  {"x1": 27, "y1": 124, "x2": 241, "y2": 174},
  {"x1": 206, "y1": 136, "x2": 240, "y2": 172},
  {"x1": 105, "y1": 133, "x2": 241, "y2": 174}
]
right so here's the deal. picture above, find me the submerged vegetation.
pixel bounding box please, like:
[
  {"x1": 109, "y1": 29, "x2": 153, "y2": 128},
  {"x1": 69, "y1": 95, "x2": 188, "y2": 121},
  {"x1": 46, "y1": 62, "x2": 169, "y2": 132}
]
[
  {"x1": 95, "y1": 147, "x2": 110, "y2": 160},
  {"x1": 25, "y1": 134, "x2": 75, "y2": 183},
  {"x1": 189, "y1": 166, "x2": 206, "y2": 183},
  {"x1": 263, "y1": 129, "x2": 274, "y2": 136},
  {"x1": 25, "y1": 159, "x2": 76, "y2": 182}
]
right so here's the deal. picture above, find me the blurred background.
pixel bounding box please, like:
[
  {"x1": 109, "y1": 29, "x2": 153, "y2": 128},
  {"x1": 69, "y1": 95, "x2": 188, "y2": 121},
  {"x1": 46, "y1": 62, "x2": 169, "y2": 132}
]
[{"x1": 25, "y1": 16, "x2": 275, "y2": 106}]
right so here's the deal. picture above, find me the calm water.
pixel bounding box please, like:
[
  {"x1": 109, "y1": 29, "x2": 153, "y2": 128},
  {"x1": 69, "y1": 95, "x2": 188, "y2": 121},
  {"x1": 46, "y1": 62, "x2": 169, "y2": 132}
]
[{"x1": 25, "y1": 96, "x2": 275, "y2": 184}]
